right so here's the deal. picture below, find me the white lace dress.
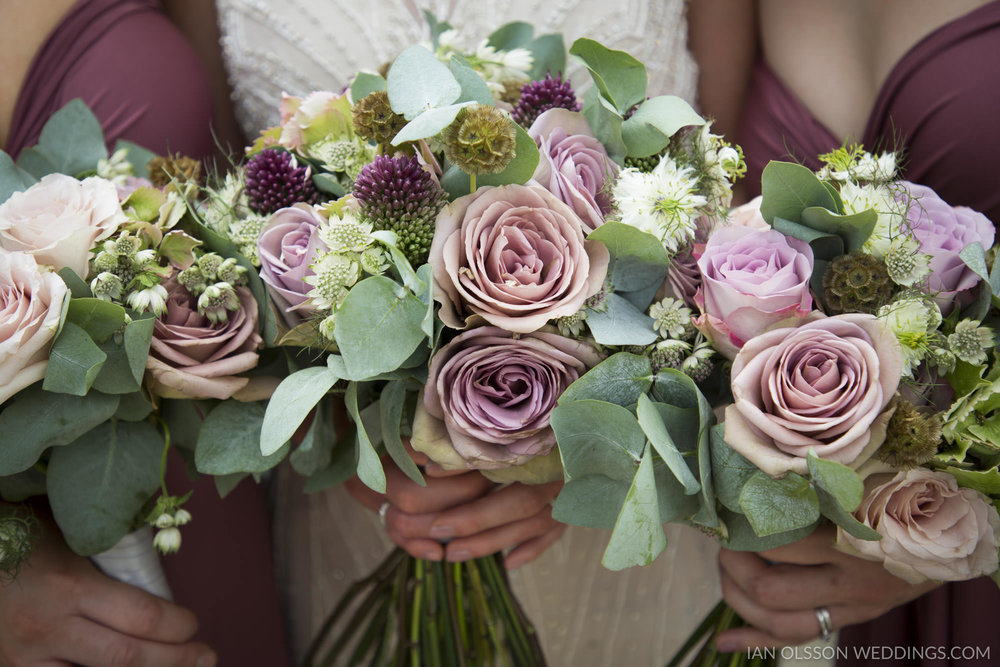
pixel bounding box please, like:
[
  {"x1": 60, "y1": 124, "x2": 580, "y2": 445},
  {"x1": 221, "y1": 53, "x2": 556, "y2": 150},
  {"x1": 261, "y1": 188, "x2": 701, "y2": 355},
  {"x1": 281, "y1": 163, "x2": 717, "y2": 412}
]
[{"x1": 217, "y1": 2, "x2": 720, "y2": 664}]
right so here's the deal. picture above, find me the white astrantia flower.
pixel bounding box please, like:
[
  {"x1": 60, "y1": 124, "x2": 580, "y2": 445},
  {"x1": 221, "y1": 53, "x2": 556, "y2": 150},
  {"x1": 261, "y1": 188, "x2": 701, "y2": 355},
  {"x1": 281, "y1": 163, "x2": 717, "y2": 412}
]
[
  {"x1": 613, "y1": 156, "x2": 707, "y2": 253},
  {"x1": 949, "y1": 320, "x2": 995, "y2": 366},
  {"x1": 648, "y1": 297, "x2": 693, "y2": 339},
  {"x1": 878, "y1": 297, "x2": 942, "y2": 377},
  {"x1": 319, "y1": 208, "x2": 375, "y2": 253},
  {"x1": 127, "y1": 284, "x2": 169, "y2": 316},
  {"x1": 840, "y1": 182, "x2": 906, "y2": 257},
  {"x1": 884, "y1": 235, "x2": 932, "y2": 287},
  {"x1": 305, "y1": 253, "x2": 361, "y2": 311}
]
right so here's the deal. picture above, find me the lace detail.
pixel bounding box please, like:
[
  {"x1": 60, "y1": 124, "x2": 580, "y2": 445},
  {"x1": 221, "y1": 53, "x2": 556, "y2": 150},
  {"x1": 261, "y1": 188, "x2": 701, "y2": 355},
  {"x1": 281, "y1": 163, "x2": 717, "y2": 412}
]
[{"x1": 217, "y1": 0, "x2": 698, "y2": 136}]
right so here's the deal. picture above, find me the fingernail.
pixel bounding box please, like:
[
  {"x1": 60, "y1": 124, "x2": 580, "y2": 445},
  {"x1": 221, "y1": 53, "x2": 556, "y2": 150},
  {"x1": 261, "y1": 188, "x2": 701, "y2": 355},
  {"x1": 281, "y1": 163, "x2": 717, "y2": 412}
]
[
  {"x1": 419, "y1": 548, "x2": 442, "y2": 561},
  {"x1": 430, "y1": 524, "x2": 455, "y2": 539},
  {"x1": 716, "y1": 638, "x2": 739, "y2": 653},
  {"x1": 446, "y1": 549, "x2": 471, "y2": 562},
  {"x1": 197, "y1": 652, "x2": 218, "y2": 667}
]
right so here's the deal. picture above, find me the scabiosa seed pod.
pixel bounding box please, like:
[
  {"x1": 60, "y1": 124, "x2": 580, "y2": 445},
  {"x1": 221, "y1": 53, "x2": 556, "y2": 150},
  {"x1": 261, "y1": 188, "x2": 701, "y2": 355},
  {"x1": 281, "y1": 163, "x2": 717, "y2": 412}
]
[
  {"x1": 352, "y1": 91, "x2": 408, "y2": 147},
  {"x1": 821, "y1": 252, "x2": 895, "y2": 315},
  {"x1": 244, "y1": 149, "x2": 319, "y2": 215},
  {"x1": 352, "y1": 155, "x2": 445, "y2": 265},
  {"x1": 147, "y1": 155, "x2": 202, "y2": 189},
  {"x1": 511, "y1": 73, "x2": 581, "y2": 127},
  {"x1": 444, "y1": 105, "x2": 518, "y2": 175},
  {"x1": 877, "y1": 399, "x2": 942, "y2": 469}
]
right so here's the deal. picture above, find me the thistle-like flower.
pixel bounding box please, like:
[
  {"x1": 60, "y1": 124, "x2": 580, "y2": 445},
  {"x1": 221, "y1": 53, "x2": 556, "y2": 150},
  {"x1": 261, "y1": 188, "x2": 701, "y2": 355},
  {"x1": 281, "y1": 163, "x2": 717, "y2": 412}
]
[
  {"x1": 91, "y1": 272, "x2": 124, "y2": 301},
  {"x1": 510, "y1": 73, "x2": 581, "y2": 128},
  {"x1": 443, "y1": 105, "x2": 517, "y2": 175},
  {"x1": 877, "y1": 399, "x2": 942, "y2": 468},
  {"x1": 948, "y1": 320, "x2": 994, "y2": 365},
  {"x1": 244, "y1": 148, "x2": 319, "y2": 214},
  {"x1": 821, "y1": 253, "x2": 896, "y2": 315},
  {"x1": 352, "y1": 154, "x2": 445, "y2": 265},
  {"x1": 650, "y1": 339, "x2": 692, "y2": 374},
  {"x1": 352, "y1": 91, "x2": 408, "y2": 147},
  {"x1": 306, "y1": 254, "x2": 362, "y2": 310},
  {"x1": 681, "y1": 339, "x2": 716, "y2": 382},
  {"x1": 877, "y1": 297, "x2": 942, "y2": 377},
  {"x1": 613, "y1": 156, "x2": 707, "y2": 253}
]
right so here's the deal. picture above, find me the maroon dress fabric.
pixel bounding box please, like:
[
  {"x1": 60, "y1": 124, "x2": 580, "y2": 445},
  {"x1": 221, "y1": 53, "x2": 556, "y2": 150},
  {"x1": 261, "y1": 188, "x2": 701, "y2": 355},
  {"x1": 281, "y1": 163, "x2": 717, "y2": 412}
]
[
  {"x1": 8, "y1": 1, "x2": 291, "y2": 664},
  {"x1": 737, "y1": 3, "x2": 1000, "y2": 666}
]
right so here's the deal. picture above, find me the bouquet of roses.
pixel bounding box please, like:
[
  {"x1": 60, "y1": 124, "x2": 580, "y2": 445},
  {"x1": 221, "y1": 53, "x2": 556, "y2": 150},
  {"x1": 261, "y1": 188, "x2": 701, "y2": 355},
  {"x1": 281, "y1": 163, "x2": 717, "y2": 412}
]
[
  {"x1": 0, "y1": 100, "x2": 274, "y2": 597},
  {"x1": 195, "y1": 13, "x2": 743, "y2": 665}
]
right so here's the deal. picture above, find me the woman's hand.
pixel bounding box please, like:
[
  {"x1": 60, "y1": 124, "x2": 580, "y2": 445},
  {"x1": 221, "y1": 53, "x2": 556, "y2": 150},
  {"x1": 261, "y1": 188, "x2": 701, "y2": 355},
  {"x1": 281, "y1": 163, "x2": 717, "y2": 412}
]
[
  {"x1": 0, "y1": 515, "x2": 216, "y2": 667},
  {"x1": 346, "y1": 452, "x2": 565, "y2": 569},
  {"x1": 716, "y1": 525, "x2": 938, "y2": 651}
]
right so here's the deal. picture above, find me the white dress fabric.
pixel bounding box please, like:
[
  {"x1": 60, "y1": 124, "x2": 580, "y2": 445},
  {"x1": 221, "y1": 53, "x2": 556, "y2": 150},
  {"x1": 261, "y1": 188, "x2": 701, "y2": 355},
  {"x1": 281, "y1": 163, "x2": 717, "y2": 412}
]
[{"x1": 217, "y1": 2, "x2": 722, "y2": 665}]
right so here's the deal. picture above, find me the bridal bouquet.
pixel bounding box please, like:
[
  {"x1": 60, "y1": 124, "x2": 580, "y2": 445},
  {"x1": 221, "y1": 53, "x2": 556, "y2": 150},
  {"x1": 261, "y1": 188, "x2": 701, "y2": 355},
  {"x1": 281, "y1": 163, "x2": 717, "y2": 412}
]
[{"x1": 0, "y1": 101, "x2": 274, "y2": 594}]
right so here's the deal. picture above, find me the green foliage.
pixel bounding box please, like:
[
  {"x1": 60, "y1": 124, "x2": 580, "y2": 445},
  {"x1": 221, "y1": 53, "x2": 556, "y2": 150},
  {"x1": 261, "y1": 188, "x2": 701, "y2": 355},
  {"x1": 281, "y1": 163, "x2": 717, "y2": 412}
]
[
  {"x1": 760, "y1": 161, "x2": 842, "y2": 224},
  {"x1": 387, "y1": 45, "x2": 462, "y2": 120},
  {"x1": 16, "y1": 99, "x2": 107, "y2": 179},
  {"x1": 525, "y1": 34, "x2": 566, "y2": 81},
  {"x1": 709, "y1": 424, "x2": 757, "y2": 513},
  {"x1": 380, "y1": 380, "x2": 424, "y2": 486},
  {"x1": 815, "y1": 487, "x2": 881, "y2": 541},
  {"x1": 0, "y1": 151, "x2": 38, "y2": 201},
  {"x1": 806, "y1": 449, "x2": 864, "y2": 512},
  {"x1": 580, "y1": 86, "x2": 626, "y2": 162},
  {"x1": 636, "y1": 394, "x2": 699, "y2": 494},
  {"x1": 260, "y1": 366, "x2": 340, "y2": 456},
  {"x1": 585, "y1": 293, "x2": 658, "y2": 346},
  {"x1": 487, "y1": 21, "x2": 534, "y2": 50},
  {"x1": 718, "y1": 508, "x2": 818, "y2": 552},
  {"x1": 42, "y1": 322, "x2": 107, "y2": 396},
  {"x1": 559, "y1": 352, "x2": 652, "y2": 407},
  {"x1": 602, "y1": 444, "x2": 666, "y2": 570},
  {"x1": 392, "y1": 103, "x2": 472, "y2": 145},
  {"x1": 450, "y1": 57, "x2": 495, "y2": 106},
  {"x1": 739, "y1": 472, "x2": 820, "y2": 537},
  {"x1": 345, "y1": 382, "x2": 386, "y2": 493},
  {"x1": 56, "y1": 268, "x2": 93, "y2": 299},
  {"x1": 621, "y1": 96, "x2": 704, "y2": 158},
  {"x1": 351, "y1": 73, "x2": 387, "y2": 102},
  {"x1": 196, "y1": 401, "x2": 289, "y2": 475},
  {"x1": 569, "y1": 39, "x2": 646, "y2": 115}
]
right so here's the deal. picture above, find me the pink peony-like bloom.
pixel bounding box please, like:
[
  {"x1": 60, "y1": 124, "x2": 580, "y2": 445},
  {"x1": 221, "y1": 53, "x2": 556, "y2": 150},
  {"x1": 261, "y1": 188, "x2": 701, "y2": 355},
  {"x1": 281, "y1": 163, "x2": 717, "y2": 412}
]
[
  {"x1": 724, "y1": 314, "x2": 903, "y2": 476},
  {"x1": 257, "y1": 204, "x2": 327, "y2": 328},
  {"x1": 528, "y1": 108, "x2": 618, "y2": 232},
  {"x1": 413, "y1": 326, "x2": 603, "y2": 470},
  {"x1": 430, "y1": 183, "x2": 609, "y2": 333},
  {"x1": 902, "y1": 182, "x2": 995, "y2": 311},
  {"x1": 694, "y1": 226, "x2": 814, "y2": 359},
  {"x1": 0, "y1": 251, "x2": 68, "y2": 405},
  {"x1": 838, "y1": 469, "x2": 1000, "y2": 583},
  {"x1": 0, "y1": 174, "x2": 126, "y2": 277},
  {"x1": 146, "y1": 278, "x2": 263, "y2": 400}
]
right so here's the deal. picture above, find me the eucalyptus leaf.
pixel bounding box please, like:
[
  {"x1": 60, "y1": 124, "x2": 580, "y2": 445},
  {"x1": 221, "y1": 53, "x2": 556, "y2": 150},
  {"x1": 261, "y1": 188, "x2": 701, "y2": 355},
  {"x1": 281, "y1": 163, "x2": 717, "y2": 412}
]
[
  {"x1": 581, "y1": 86, "x2": 626, "y2": 162},
  {"x1": 196, "y1": 401, "x2": 289, "y2": 475},
  {"x1": 66, "y1": 298, "x2": 127, "y2": 342},
  {"x1": 709, "y1": 424, "x2": 757, "y2": 513},
  {"x1": 772, "y1": 216, "x2": 845, "y2": 262},
  {"x1": 587, "y1": 221, "x2": 670, "y2": 294},
  {"x1": 214, "y1": 473, "x2": 248, "y2": 499},
  {"x1": 816, "y1": 487, "x2": 882, "y2": 541},
  {"x1": 585, "y1": 293, "x2": 658, "y2": 346},
  {"x1": 57, "y1": 267, "x2": 93, "y2": 299},
  {"x1": 22, "y1": 99, "x2": 107, "y2": 178},
  {"x1": 487, "y1": 21, "x2": 534, "y2": 50},
  {"x1": 42, "y1": 321, "x2": 107, "y2": 396},
  {"x1": 380, "y1": 380, "x2": 424, "y2": 486},
  {"x1": 692, "y1": 388, "x2": 719, "y2": 529},
  {"x1": 113, "y1": 391, "x2": 154, "y2": 422},
  {"x1": 260, "y1": 366, "x2": 340, "y2": 456},
  {"x1": 386, "y1": 45, "x2": 462, "y2": 120},
  {"x1": 650, "y1": 368, "x2": 700, "y2": 410},
  {"x1": 0, "y1": 150, "x2": 38, "y2": 201},
  {"x1": 350, "y1": 72, "x2": 387, "y2": 102},
  {"x1": 552, "y1": 475, "x2": 629, "y2": 530},
  {"x1": 475, "y1": 123, "x2": 541, "y2": 188},
  {"x1": 960, "y1": 242, "x2": 991, "y2": 286},
  {"x1": 799, "y1": 206, "x2": 879, "y2": 255},
  {"x1": 559, "y1": 352, "x2": 651, "y2": 407},
  {"x1": 550, "y1": 399, "x2": 645, "y2": 481},
  {"x1": 290, "y1": 399, "x2": 335, "y2": 477},
  {"x1": 450, "y1": 57, "x2": 495, "y2": 106},
  {"x1": 0, "y1": 467, "x2": 48, "y2": 502},
  {"x1": 391, "y1": 103, "x2": 471, "y2": 145},
  {"x1": 303, "y1": 436, "x2": 359, "y2": 493},
  {"x1": 16, "y1": 148, "x2": 59, "y2": 180},
  {"x1": 636, "y1": 394, "x2": 699, "y2": 494},
  {"x1": 0, "y1": 387, "x2": 119, "y2": 475},
  {"x1": 422, "y1": 10, "x2": 454, "y2": 47},
  {"x1": 739, "y1": 471, "x2": 820, "y2": 537},
  {"x1": 345, "y1": 382, "x2": 386, "y2": 493},
  {"x1": 622, "y1": 96, "x2": 705, "y2": 158},
  {"x1": 48, "y1": 420, "x2": 162, "y2": 555},
  {"x1": 807, "y1": 449, "x2": 864, "y2": 512},
  {"x1": 313, "y1": 173, "x2": 347, "y2": 198},
  {"x1": 526, "y1": 34, "x2": 567, "y2": 81},
  {"x1": 718, "y1": 508, "x2": 819, "y2": 552},
  {"x1": 569, "y1": 38, "x2": 646, "y2": 114},
  {"x1": 760, "y1": 161, "x2": 840, "y2": 225},
  {"x1": 602, "y1": 444, "x2": 666, "y2": 570}
]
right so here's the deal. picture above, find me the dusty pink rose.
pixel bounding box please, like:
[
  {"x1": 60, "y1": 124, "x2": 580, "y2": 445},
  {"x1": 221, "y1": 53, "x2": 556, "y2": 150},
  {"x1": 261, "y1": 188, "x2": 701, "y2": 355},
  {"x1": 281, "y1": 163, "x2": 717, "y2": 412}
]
[
  {"x1": 902, "y1": 182, "x2": 995, "y2": 311},
  {"x1": 413, "y1": 326, "x2": 602, "y2": 470},
  {"x1": 529, "y1": 109, "x2": 618, "y2": 232},
  {"x1": 838, "y1": 469, "x2": 1000, "y2": 583},
  {"x1": 257, "y1": 204, "x2": 327, "y2": 327},
  {"x1": 724, "y1": 314, "x2": 903, "y2": 476},
  {"x1": 0, "y1": 174, "x2": 126, "y2": 276},
  {"x1": 430, "y1": 183, "x2": 609, "y2": 333},
  {"x1": 694, "y1": 226, "x2": 814, "y2": 359},
  {"x1": 0, "y1": 251, "x2": 68, "y2": 404},
  {"x1": 146, "y1": 278, "x2": 262, "y2": 399}
]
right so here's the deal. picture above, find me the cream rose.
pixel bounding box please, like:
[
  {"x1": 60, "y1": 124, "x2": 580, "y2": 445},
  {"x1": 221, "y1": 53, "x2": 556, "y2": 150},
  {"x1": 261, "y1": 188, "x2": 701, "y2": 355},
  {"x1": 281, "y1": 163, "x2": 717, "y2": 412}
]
[
  {"x1": 429, "y1": 183, "x2": 609, "y2": 333},
  {"x1": 837, "y1": 469, "x2": 1000, "y2": 583},
  {"x1": 0, "y1": 174, "x2": 127, "y2": 276},
  {"x1": 0, "y1": 251, "x2": 68, "y2": 404}
]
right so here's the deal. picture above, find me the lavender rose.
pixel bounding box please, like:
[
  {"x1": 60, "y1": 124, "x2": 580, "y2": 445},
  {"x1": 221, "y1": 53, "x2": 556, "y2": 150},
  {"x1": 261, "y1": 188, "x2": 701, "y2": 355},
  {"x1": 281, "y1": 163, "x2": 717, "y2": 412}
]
[
  {"x1": 412, "y1": 326, "x2": 602, "y2": 471},
  {"x1": 146, "y1": 278, "x2": 263, "y2": 400},
  {"x1": 694, "y1": 226, "x2": 814, "y2": 359},
  {"x1": 838, "y1": 469, "x2": 1000, "y2": 583},
  {"x1": 902, "y1": 182, "x2": 995, "y2": 310},
  {"x1": 257, "y1": 203, "x2": 328, "y2": 327},
  {"x1": 0, "y1": 251, "x2": 68, "y2": 404},
  {"x1": 529, "y1": 108, "x2": 618, "y2": 232},
  {"x1": 0, "y1": 174, "x2": 126, "y2": 276},
  {"x1": 430, "y1": 183, "x2": 609, "y2": 333},
  {"x1": 724, "y1": 314, "x2": 903, "y2": 476}
]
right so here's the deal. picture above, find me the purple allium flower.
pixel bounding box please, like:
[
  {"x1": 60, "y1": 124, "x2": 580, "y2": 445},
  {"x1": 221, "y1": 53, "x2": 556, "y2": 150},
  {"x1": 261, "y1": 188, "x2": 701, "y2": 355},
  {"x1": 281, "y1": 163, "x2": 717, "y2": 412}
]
[
  {"x1": 244, "y1": 149, "x2": 319, "y2": 215},
  {"x1": 352, "y1": 155, "x2": 444, "y2": 265},
  {"x1": 511, "y1": 73, "x2": 581, "y2": 128}
]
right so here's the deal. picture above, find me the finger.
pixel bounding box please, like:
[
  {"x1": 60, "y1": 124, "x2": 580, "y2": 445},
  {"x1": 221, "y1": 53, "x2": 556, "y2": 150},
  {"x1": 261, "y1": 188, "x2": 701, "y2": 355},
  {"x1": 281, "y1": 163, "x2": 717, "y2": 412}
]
[
  {"x1": 503, "y1": 522, "x2": 567, "y2": 570},
  {"x1": 386, "y1": 471, "x2": 494, "y2": 515},
  {"x1": 720, "y1": 570, "x2": 835, "y2": 646},
  {"x1": 387, "y1": 535, "x2": 445, "y2": 562},
  {"x1": 344, "y1": 475, "x2": 385, "y2": 512},
  {"x1": 53, "y1": 616, "x2": 216, "y2": 667},
  {"x1": 444, "y1": 508, "x2": 559, "y2": 562},
  {"x1": 75, "y1": 575, "x2": 199, "y2": 643},
  {"x1": 716, "y1": 626, "x2": 794, "y2": 652},
  {"x1": 757, "y1": 525, "x2": 838, "y2": 565},
  {"x1": 720, "y1": 549, "x2": 842, "y2": 610},
  {"x1": 429, "y1": 481, "x2": 561, "y2": 539}
]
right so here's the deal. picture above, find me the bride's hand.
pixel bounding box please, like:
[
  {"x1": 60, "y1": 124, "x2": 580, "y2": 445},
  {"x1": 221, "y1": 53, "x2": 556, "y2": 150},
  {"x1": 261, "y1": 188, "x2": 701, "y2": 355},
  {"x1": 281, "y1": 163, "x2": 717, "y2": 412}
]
[
  {"x1": 346, "y1": 455, "x2": 565, "y2": 569},
  {"x1": 715, "y1": 525, "x2": 938, "y2": 651}
]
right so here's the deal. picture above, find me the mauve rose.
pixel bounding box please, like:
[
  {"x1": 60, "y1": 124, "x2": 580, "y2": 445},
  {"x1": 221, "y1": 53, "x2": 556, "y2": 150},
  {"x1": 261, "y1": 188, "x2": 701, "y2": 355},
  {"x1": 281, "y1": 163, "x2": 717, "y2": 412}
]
[
  {"x1": 838, "y1": 469, "x2": 1000, "y2": 583},
  {"x1": 430, "y1": 183, "x2": 609, "y2": 333},
  {"x1": 146, "y1": 278, "x2": 263, "y2": 400},
  {"x1": 0, "y1": 174, "x2": 126, "y2": 277},
  {"x1": 902, "y1": 182, "x2": 995, "y2": 310},
  {"x1": 529, "y1": 108, "x2": 618, "y2": 232},
  {"x1": 694, "y1": 226, "x2": 814, "y2": 359},
  {"x1": 412, "y1": 326, "x2": 603, "y2": 470},
  {"x1": 724, "y1": 314, "x2": 903, "y2": 476},
  {"x1": 0, "y1": 251, "x2": 68, "y2": 404},
  {"x1": 257, "y1": 204, "x2": 328, "y2": 327}
]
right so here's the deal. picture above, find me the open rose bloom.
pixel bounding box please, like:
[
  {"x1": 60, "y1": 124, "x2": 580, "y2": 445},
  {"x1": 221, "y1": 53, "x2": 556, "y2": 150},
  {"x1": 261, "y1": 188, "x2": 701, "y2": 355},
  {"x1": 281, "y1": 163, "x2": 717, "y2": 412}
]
[
  {"x1": 725, "y1": 314, "x2": 903, "y2": 476},
  {"x1": 838, "y1": 469, "x2": 1000, "y2": 583},
  {"x1": 257, "y1": 203, "x2": 327, "y2": 327}
]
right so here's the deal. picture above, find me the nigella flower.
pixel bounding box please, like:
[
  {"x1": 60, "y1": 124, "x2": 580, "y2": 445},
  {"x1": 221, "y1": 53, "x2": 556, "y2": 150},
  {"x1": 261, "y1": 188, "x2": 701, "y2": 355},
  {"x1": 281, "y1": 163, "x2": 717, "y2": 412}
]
[
  {"x1": 244, "y1": 149, "x2": 319, "y2": 215},
  {"x1": 511, "y1": 73, "x2": 581, "y2": 127},
  {"x1": 612, "y1": 156, "x2": 706, "y2": 253},
  {"x1": 352, "y1": 154, "x2": 444, "y2": 265}
]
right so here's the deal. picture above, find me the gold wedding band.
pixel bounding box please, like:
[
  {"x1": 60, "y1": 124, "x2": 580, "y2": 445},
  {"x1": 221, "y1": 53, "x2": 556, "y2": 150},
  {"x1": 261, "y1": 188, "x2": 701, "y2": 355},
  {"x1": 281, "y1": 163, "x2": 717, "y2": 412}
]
[
  {"x1": 814, "y1": 606, "x2": 833, "y2": 642},
  {"x1": 377, "y1": 501, "x2": 391, "y2": 527}
]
